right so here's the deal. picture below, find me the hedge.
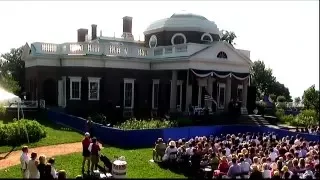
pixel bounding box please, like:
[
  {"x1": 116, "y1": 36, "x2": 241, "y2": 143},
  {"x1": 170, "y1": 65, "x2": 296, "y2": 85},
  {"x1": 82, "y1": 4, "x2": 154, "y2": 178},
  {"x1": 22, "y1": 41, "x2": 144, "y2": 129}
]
[{"x1": 0, "y1": 119, "x2": 47, "y2": 146}]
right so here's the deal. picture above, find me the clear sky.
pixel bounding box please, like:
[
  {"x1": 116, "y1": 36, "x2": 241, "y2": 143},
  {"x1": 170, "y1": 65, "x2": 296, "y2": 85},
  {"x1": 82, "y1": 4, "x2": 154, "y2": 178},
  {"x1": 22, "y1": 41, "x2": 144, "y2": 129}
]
[{"x1": 0, "y1": 1, "x2": 318, "y2": 98}]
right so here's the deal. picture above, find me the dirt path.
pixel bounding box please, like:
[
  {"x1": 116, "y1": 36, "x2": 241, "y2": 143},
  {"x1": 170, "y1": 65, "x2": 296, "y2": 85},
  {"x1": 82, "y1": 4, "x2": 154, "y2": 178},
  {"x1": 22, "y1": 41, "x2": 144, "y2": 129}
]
[{"x1": 0, "y1": 142, "x2": 83, "y2": 170}]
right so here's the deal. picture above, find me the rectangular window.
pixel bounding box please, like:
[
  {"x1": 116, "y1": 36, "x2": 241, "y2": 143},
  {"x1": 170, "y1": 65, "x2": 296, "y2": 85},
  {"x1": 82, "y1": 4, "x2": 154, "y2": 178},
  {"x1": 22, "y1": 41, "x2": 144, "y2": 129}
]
[
  {"x1": 152, "y1": 79, "x2": 160, "y2": 109},
  {"x1": 124, "y1": 79, "x2": 135, "y2": 108},
  {"x1": 88, "y1": 77, "x2": 101, "y2": 101},
  {"x1": 237, "y1": 84, "x2": 243, "y2": 101},
  {"x1": 177, "y1": 80, "x2": 183, "y2": 110},
  {"x1": 218, "y1": 83, "x2": 226, "y2": 109},
  {"x1": 69, "y1": 77, "x2": 82, "y2": 100}
]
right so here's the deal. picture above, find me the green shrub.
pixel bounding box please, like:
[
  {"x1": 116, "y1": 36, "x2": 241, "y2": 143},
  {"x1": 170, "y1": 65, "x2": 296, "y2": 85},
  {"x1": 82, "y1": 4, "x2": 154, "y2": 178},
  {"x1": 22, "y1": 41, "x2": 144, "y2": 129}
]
[
  {"x1": 90, "y1": 113, "x2": 109, "y2": 125},
  {"x1": 281, "y1": 115, "x2": 295, "y2": 125},
  {"x1": 275, "y1": 109, "x2": 285, "y2": 122},
  {"x1": 116, "y1": 119, "x2": 175, "y2": 130},
  {"x1": 0, "y1": 119, "x2": 47, "y2": 146},
  {"x1": 296, "y1": 109, "x2": 319, "y2": 127},
  {"x1": 277, "y1": 96, "x2": 286, "y2": 103},
  {"x1": 276, "y1": 102, "x2": 287, "y2": 109}
]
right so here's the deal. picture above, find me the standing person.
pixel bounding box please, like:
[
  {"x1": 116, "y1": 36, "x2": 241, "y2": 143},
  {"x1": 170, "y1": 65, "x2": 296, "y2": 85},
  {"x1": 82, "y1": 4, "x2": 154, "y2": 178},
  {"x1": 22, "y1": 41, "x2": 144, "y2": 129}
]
[
  {"x1": 48, "y1": 158, "x2": 58, "y2": 179},
  {"x1": 20, "y1": 146, "x2": 29, "y2": 179},
  {"x1": 37, "y1": 155, "x2": 46, "y2": 179},
  {"x1": 82, "y1": 132, "x2": 91, "y2": 174},
  {"x1": 86, "y1": 117, "x2": 94, "y2": 138},
  {"x1": 88, "y1": 137, "x2": 101, "y2": 174},
  {"x1": 28, "y1": 152, "x2": 40, "y2": 179}
]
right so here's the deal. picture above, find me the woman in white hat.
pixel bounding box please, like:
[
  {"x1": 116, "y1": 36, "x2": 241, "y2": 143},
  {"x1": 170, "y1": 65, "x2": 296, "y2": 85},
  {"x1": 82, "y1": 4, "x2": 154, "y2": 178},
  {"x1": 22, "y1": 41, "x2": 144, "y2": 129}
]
[{"x1": 163, "y1": 141, "x2": 177, "y2": 162}]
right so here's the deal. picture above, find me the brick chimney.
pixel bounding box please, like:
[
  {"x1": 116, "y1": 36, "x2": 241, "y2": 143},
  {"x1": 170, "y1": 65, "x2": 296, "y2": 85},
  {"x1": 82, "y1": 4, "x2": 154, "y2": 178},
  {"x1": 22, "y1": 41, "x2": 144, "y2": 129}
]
[
  {"x1": 122, "y1": 16, "x2": 134, "y2": 40},
  {"x1": 91, "y1": 24, "x2": 97, "y2": 40},
  {"x1": 77, "y1": 28, "x2": 88, "y2": 42},
  {"x1": 122, "y1": 16, "x2": 132, "y2": 34}
]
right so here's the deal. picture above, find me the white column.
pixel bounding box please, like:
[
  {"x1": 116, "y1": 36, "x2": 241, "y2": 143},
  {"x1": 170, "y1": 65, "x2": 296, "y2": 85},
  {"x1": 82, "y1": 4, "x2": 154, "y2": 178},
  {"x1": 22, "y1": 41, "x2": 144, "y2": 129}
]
[
  {"x1": 185, "y1": 71, "x2": 192, "y2": 112},
  {"x1": 170, "y1": 70, "x2": 178, "y2": 112},
  {"x1": 242, "y1": 78, "x2": 248, "y2": 107},
  {"x1": 225, "y1": 76, "x2": 232, "y2": 111},
  {"x1": 207, "y1": 77, "x2": 214, "y2": 109}
]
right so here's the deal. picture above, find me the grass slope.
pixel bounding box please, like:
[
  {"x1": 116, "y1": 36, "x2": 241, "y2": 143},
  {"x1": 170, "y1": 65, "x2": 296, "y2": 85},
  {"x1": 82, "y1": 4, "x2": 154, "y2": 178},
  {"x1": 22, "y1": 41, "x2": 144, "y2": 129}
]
[
  {"x1": 0, "y1": 147, "x2": 186, "y2": 178},
  {"x1": 0, "y1": 119, "x2": 83, "y2": 154}
]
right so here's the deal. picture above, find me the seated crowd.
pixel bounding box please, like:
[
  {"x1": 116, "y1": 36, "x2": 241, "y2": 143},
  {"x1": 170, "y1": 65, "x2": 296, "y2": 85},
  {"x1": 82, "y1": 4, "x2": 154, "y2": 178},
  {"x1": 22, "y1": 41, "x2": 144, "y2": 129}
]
[
  {"x1": 153, "y1": 132, "x2": 320, "y2": 179},
  {"x1": 295, "y1": 126, "x2": 320, "y2": 135},
  {"x1": 20, "y1": 146, "x2": 66, "y2": 179}
]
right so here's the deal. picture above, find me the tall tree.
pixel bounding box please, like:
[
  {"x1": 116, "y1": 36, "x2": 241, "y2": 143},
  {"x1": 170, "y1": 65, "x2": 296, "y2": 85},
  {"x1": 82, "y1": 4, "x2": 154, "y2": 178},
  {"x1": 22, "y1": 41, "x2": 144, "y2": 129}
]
[
  {"x1": 250, "y1": 60, "x2": 276, "y2": 98},
  {"x1": 294, "y1": 97, "x2": 301, "y2": 106},
  {"x1": 250, "y1": 60, "x2": 292, "y2": 101},
  {"x1": 220, "y1": 30, "x2": 237, "y2": 45},
  {"x1": 302, "y1": 85, "x2": 320, "y2": 115},
  {"x1": 269, "y1": 81, "x2": 292, "y2": 102},
  {"x1": 0, "y1": 47, "x2": 25, "y2": 95}
]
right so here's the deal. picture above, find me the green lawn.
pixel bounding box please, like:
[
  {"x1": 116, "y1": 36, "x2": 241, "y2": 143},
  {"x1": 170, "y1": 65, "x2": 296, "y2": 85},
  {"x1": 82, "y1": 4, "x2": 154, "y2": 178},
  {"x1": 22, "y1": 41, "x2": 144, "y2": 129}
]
[
  {"x1": 0, "y1": 119, "x2": 83, "y2": 154},
  {"x1": 0, "y1": 147, "x2": 186, "y2": 178}
]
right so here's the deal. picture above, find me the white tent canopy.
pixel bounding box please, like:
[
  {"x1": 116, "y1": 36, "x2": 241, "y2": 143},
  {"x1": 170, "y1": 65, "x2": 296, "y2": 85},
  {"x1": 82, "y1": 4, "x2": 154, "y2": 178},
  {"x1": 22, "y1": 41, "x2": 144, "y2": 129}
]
[{"x1": 0, "y1": 88, "x2": 21, "y2": 104}]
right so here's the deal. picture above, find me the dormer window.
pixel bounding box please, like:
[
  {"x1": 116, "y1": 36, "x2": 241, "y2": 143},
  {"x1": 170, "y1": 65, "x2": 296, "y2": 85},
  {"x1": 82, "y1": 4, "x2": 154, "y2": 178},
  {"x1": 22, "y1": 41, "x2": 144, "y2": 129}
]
[
  {"x1": 171, "y1": 33, "x2": 187, "y2": 45},
  {"x1": 217, "y1": 51, "x2": 227, "y2": 59},
  {"x1": 201, "y1": 33, "x2": 213, "y2": 43},
  {"x1": 149, "y1": 35, "x2": 158, "y2": 48}
]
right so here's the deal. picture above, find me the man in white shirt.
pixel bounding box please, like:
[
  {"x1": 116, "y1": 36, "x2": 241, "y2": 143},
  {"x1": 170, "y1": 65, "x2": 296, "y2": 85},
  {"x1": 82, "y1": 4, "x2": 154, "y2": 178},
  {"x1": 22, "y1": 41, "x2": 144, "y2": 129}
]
[
  {"x1": 225, "y1": 144, "x2": 231, "y2": 156},
  {"x1": 20, "y1": 146, "x2": 29, "y2": 179},
  {"x1": 269, "y1": 148, "x2": 278, "y2": 162}
]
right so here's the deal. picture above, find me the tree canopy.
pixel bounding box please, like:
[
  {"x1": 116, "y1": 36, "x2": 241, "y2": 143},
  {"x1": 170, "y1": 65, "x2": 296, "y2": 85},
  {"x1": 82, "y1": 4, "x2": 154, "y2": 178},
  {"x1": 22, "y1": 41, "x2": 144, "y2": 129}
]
[
  {"x1": 302, "y1": 85, "x2": 319, "y2": 115},
  {"x1": 220, "y1": 30, "x2": 237, "y2": 45},
  {"x1": 250, "y1": 60, "x2": 292, "y2": 101},
  {"x1": 0, "y1": 46, "x2": 24, "y2": 94}
]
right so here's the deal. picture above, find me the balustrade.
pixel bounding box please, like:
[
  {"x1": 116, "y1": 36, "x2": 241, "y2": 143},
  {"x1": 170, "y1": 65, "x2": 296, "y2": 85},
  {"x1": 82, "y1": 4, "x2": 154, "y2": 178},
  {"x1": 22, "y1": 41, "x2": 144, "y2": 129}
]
[{"x1": 34, "y1": 42, "x2": 199, "y2": 58}]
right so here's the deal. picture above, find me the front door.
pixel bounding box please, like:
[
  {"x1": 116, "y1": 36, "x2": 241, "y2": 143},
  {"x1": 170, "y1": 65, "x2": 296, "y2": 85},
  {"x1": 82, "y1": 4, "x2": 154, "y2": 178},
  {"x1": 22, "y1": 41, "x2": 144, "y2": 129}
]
[{"x1": 217, "y1": 83, "x2": 226, "y2": 109}]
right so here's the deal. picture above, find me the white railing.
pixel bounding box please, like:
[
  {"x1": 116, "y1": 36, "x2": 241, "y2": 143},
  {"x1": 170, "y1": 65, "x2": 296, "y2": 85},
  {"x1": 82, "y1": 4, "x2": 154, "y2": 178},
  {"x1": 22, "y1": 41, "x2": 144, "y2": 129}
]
[{"x1": 32, "y1": 42, "x2": 209, "y2": 58}]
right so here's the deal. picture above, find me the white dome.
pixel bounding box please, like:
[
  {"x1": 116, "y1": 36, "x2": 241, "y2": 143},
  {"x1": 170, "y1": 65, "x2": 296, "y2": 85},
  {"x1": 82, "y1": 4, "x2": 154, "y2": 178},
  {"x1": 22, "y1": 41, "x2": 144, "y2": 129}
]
[{"x1": 144, "y1": 12, "x2": 220, "y2": 35}]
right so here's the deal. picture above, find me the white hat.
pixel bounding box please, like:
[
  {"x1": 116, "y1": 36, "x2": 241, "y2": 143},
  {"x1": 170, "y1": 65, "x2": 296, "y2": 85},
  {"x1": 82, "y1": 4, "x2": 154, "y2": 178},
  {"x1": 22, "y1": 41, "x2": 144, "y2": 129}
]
[
  {"x1": 85, "y1": 132, "x2": 90, "y2": 137},
  {"x1": 169, "y1": 141, "x2": 176, "y2": 147}
]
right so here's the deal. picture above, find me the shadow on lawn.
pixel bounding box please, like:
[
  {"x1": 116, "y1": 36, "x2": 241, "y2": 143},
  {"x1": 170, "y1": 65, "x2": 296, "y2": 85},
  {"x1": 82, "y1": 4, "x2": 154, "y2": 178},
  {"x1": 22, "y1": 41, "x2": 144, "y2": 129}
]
[
  {"x1": 156, "y1": 161, "x2": 192, "y2": 178},
  {"x1": 0, "y1": 146, "x2": 16, "y2": 159}
]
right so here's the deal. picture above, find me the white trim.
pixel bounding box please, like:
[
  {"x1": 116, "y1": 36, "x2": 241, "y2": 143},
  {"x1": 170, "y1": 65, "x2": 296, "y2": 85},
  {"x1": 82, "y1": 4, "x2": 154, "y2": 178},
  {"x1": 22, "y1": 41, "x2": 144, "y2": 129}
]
[
  {"x1": 201, "y1": 33, "x2": 213, "y2": 42},
  {"x1": 177, "y1": 82, "x2": 183, "y2": 111},
  {"x1": 152, "y1": 79, "x2": 160, "y2": 109},
  {"x1": 149, "y1": 35, "x2": 158, "y2": 48},
  {"x1": 198, "y1": 86, "x2": 202, "y2": 107},
  {"x1": 171, "y1": 33, "x2": 187, "y2": 45},
  {"x1": 123, "y1": 78, "x2": 135, "y2": 109},
  {"x1": 88, "y1": 77, "x2": 101, "y2": 101},
  {"x1": 169, "y1": 80, "x2": 184, "y2": 111},
  {"x1": 217, "y1": 83, "x2": 226, "y2": 109},
  {"x1": 69, "y1": 76, "x2": 82, "y2": 100}
]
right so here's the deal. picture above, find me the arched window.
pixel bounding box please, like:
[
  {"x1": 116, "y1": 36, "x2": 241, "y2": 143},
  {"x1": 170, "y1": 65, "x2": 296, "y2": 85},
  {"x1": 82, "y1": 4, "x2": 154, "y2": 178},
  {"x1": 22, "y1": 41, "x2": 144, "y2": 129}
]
[
  {"x1": 171, "y1": 33, "x2": 187, "y2": 45},
  {"x1": 217, "y1": 51, "x2": 227, "y2": 59},
  {"x1": 149, "y1": 35, "x2": 157, "y2": 48},
  {"x1": 201, "y1": 33, "x2": 213, "y2": 43}
]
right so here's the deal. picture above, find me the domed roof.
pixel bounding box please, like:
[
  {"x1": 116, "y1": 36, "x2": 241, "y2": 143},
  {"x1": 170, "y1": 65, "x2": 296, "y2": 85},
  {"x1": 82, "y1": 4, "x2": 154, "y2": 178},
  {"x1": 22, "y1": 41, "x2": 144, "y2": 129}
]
[{"x1": 144, "y1": 12, "x2": 220, "y2": 35}]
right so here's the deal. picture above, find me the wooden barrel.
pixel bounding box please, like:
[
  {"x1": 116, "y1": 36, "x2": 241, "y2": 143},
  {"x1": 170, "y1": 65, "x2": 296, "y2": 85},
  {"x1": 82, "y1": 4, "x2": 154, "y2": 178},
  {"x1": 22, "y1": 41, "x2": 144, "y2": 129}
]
[{"x1": 112, "y1": 160, "x2": 127, "y2": 178}]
